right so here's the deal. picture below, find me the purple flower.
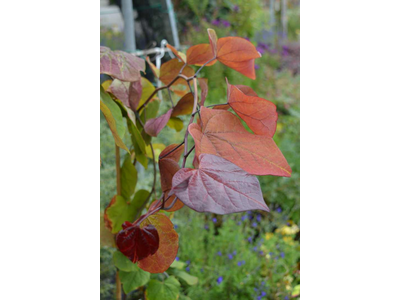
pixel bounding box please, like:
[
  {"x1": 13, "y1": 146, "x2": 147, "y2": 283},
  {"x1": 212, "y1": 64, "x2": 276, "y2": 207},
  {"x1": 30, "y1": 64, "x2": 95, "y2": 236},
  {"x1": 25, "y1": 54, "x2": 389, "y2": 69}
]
[
  {"x1": 222, "y1": 20, "x2": 231, "y2": 27},
  {"x1": 233, "y1": 250, "x2": 237, "y2": 255},
  {"x1": 217, "y1": 251, "x2": 222, "y2": 256},
  {"x1": 261, "y1": 291, "x2": 267, "y2": 296},
  {"x1": 244, "y1": 37, "x2": 250, "y2": 41},
  {"x1": 269, "y1": 252, "x2": 274, "y2": 256},
  {"x1": 256, "y1": 46, "x2": 265, "y2": 55},
  {"x1": 252, "y1": 222, "x2": 258, "y2": 228},
  {"x1": 257, "y1": 296, "x2": 262, "y2": 300},
  {"x1": 284, "y1": 297, "x2": 289, "y2": 300},
  {"x1": 228, "y1": 254, "x2": 233, "y2": 260},
  {"x1": 174, "y1": 224, "x2": 178, "y2": 229},
  {"x1": 280, "y1": 252, "x2": 285, "y2": 258},
  {"x1": 175, "y1": 257, "x2": 179, "y2": 261},
  {"x1": 217, "y1": 276, "x2": 223, "y2": 285},
  {"x1": 253, "y1": 246, "x2": 258, "y2": 251},
  {"x1": 186, "y1": 260, "x2": 191, "y2": 265},
  {"x1": 247, "y1": 237, "x2": 253, "y2": 242},
  {"x1": 256, "y1": 214, "x2": 261, "y2": 222},
  {"x1": 237, "y1": 260, "x2": 245, "y2": 266},
  {"x1": 242, "y1": 215, "x2": 247, "y2": 221},
  {"x1": 276, "y1": 207, "x2": 282, "y2": 213},
  {"x1": 211, "y1": 20, "x2": 220, "y2": 26},
  {"x1": 233, "y1": 5, "x2": 239, "y2": 12},
  {"x1": 212, "y1": 217, "x2": 217, "y2": 223},
  {"x1": 254, "y1": 287, "x2": 258, "y2": 291},
  {"x1": 259, "y1": 251, "x2": 264, "y2": 255},
  {"x1": 237, "y1": 221, "x2": 242, "y2": 225},
  {"x1": 204, "y1": 224, "x2": 209, "y2": 229},
  {"x1": 270, "y1": 49, "x2": 277, "y2": 54},
  {"x1": 186, "y1": 266, "x2": 190, "y2": 272},
  {"x1": 261, "y1": 281, "x2": 265, "y2": 285}
]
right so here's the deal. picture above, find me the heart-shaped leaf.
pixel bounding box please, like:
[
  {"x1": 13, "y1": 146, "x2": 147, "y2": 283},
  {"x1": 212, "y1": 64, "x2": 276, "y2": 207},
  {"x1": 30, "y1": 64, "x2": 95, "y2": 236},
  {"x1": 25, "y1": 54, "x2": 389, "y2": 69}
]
[
  {"x1": 159, "y1": 58, "x2": 194, "y2": 86},
  {"x1": 116, "y1": 221, "x2": 160, "y2": 263},
  {"x1": 144, "y1": 109, "x2": 173, "y2": 137},
  {"x1": 188, "y1": 107, "x2": 291, "y2": 176},
  {"x1": 171, "y1": 93, "x2": 194, "y2": 117},
  {"x1": 167, "y1": 117, "x2": 184, "y2": 132},
  {"x1": 145, "y1": 276, "x2": 180, "y2": 300},
  {"x1": 169, "y1": 154, "x2": 269, "y2": 214},
  {"x1": 186, "y1": 44, "x2": 217, "y2": 66},
  {"x1": 108, "y1": 79, "x2": 142, "y2": 111},
  {"x1": 100, "y1": 46, "x2": 145, "y2": 82},
  {"x1": 138, "y1": 213, "x2": 179, "y2": 273},
  {"x1": 226, "y1": 79, "x2": 277, "y2": 136}
]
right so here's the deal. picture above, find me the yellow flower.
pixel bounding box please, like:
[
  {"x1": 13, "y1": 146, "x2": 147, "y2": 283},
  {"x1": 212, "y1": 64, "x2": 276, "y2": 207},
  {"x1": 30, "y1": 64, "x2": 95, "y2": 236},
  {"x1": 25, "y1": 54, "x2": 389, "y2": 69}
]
[
  {"x1": 276, "y1": 224, "x2": 299, "y2": 235},
  {"x1": 265, "y1": 232, "x2": 274, "y2": 240}
]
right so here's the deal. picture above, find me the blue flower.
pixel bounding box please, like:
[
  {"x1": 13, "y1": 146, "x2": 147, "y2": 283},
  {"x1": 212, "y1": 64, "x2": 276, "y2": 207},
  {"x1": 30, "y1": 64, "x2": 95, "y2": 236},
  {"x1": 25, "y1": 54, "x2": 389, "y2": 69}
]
[
  {"x1": 186, "y1": 266, "x2": 190, "y2": 272},
  {"x1": 276, "y1": 207, "x2": 282, "y2": 213},
  {"x1": 259, "y1": 251, "x2": 264, "y2": 255},
  {"x1": 217, "y1": 276, "x2": 223, "y2": 285},
  {"x1": 284, "y1": 297, "x2": 289, "y2": 300},
  {"x1": 212, "y1": 218, "x2": 217, "y2": 223},
  {"x1": 280, "y1": 252, "x2": 285, "y2": 258},
  {"x1": 186, "y1": 260, "x2": 191, "y2": 265},
  {"x1": 233, "y1": 250, "x2": 237, "y2": 255},
  {"x1": 256, "y1": 214, "x2": 261, "y2": 222},
  {"x1": 247, "y1": 237, "x2": 253, "y2": 242},
  {"x1": 237, "y1": 261, "x2": 242, "y2": 266},
  {"x1": 200, "y1": 268, "x2": 204, "y2": 273},
  {"x1": 254, "y1": 287, "x2": 258, "y2": 291},
  {"x1": 253, "y1": 246, "x2": 258, "y2": 251},
  {"x1": 237, "y1": 221, "x2": 242, "y2": 225},
  {"x1": 261, "y1": 281, "x2": 265, "y2": 285},
  {"x1": 257, "y1": 296, "x2": 262, "y2": 300},
  {"x1": 211, "y1": 20, "x2": 220, "y2": 26},
  {"x1": 261, "y1": 291, "x2": 266, "y2": 296},
  {"x1": 174, "y1": 224, "x2": 178, "y2": 229},
  {"x1": 252, "y1": 222, "x2": 258, "y2": 228},
  {"x1": 241, "y1": 215, "x2": 247, "y2": 221},
  {"x1": 228, "y1": 254, "x2": 233, "y2": 260},
  {"x1": 175, "y1": 257, "x2": 179, "y2": 261},
  {"x1": 204, "y1": 224, "x2": 209, "y2": 230},
  {"x1": 217, "y1": 251, "x2": 222, "y2": 256}
]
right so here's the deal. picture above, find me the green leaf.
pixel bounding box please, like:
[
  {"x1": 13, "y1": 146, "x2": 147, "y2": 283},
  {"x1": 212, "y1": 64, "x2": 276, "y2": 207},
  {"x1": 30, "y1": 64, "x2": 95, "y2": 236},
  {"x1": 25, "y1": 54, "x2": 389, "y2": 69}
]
[
  {"x1": 105, "y1": 190, "x2": 150, "y2": 233},
  {"x1": 167, "y1": 117, "x2": 184, "y2": 132},
  {"x1": 179, "y1": 295, "x2": 192, "y2": 300},
  {"x1": 100, "y1": 86, "x2": 129, "y2": 152},
  {"x1": 141, "y1": 99, "x2": 160, "y2": 121},
  {"x1": 138, "y1": 77, "x2": 156, "y2": 108},
  {"x1": 172, "y1": 270, "x2": 198, "y2": 286},
  {"x1": 120, "y1": 155, "x2": 137, "y2": 200},
  {"x1": 113, "y1": 250, "x2": 136, "y2": 272},
  {"x1": 128, "y1": 121, "x2": 146, "y2": 154},
  {"x1": 136, "y1": 153, "x2": 148, "y2": 169},
  {"x1": 169, "y1": 260, "x2": 185, "y2": 270},
  {"x1": 146, "y1": 276, "x2": 180, "y2": 300}
]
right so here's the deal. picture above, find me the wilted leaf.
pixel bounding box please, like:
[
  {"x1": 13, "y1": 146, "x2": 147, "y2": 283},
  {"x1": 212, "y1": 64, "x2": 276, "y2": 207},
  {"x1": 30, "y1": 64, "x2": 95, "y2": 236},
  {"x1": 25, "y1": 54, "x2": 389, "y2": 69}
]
[
  {"x1": 186, "y1": 44, "x2": 217, "y2": 66},
  {"x1": 216, "y1": 37, "x2": 261, "y2": 80},
  {"x1": 144, "y1": 109, "x2": 173, "y2": 137},
  {"x1": 170, "y1": 154, "x2": 268, "y2": 214},
  {"x1": 100, "y1": 46, "x2": 145, "y2": 82},
  {"x1": 159, "y1": 144, "x2": 185, "y2": 212},
  {"x1": 226, "y1": 79, "x2": 277, "y2": 136},
  {"x1": 172, "y1": 93, "x2": 194, "y2": 117},
  {"x1": 100, "y1": 86, "x2": 129, "y2": 152},
  {"x1": 189, "y1": 107, "x2": 291, "y2": 176},
  {"x1": 145, "y1": 276, "x2": 180, "y2": 300},
  {"x1": 100, "y1": 213, "x2": 115, "y2": 247},
  {"x1": 167, "y1": 117, "x2": 184, "y2": 132},
  {"x1": 138, "y1": 213, "x2": 179, "y2": 273},
  {"x1": 120, "y1": 155, "x2": 137, "y2": 200},
  {"x1": 116, "y1": 221, "x2": 159, "y2": 263},
  {"x1": 108, "y1": 79, "x2": 142, "y2": 111}
]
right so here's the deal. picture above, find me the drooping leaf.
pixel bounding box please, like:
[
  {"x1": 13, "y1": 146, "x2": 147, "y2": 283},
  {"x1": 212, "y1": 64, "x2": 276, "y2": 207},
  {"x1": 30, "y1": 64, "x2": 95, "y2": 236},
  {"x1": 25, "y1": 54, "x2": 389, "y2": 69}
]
[
  {"x1": 104, "y1": 191, "x2": 150, "y2": 233},
  {"x1": 167, "y1": 117, "x2": 184, "y2": 132},
  {"x1": 101, "y1": 79, "x2": 112, "y2": 91},
  {"x1": 167, "y1": 44, "x2": 186, "y2": 63},
  {"x1": 128, "y1": 120, "x2": 147, "y2": 155},
  {"x1": 100, "y1": 46, "x2": 145, "y2": 82},
  {"x1": 108, "y1": 79, "x2": 142, "y2": 111},
  {"x1": 145, "y1": 276, "x2": 180, "y2": 300},
  {"x1": 159, "y1": 59, "x2": 194, "y2": 86},
  {"x1": 216, "y1": 37, "x2": 261, "y2": 80},
  {"x1": 172, "y1": 270, "x2": 198, "y2": 285},
  {"x1": 198, "y1": 78, "x2": 208, "y2": 106},
  {"x1": 169, "y1": 154, "x2": 268, "y2": 214},
  {"x1": 138, "y1": 213, "x2": 179, "y2": 273},
  {"x1": 159, "y1": 144, "x2": 185, "y2": 212},
  {"x1": 207, "y1": 28, "x2": 218, "y2": 57},
  {"x1": 120, "y1": 155, "x2": 137, "y2": 200},
  {"x1": 226, "y1": 79, "x2": 277, "y2": 136},
  {"x1": 100, "y1": 86, "x2": 129, "y2": 152},
  {"x1": 146, "y1": 56, "x2": 160, "y2": 78},
  {"x1": 116, "y1": 221, "x2": 160, "y2": 263},
  {"x1": 119, "y1": 268, "x2": 150, "y2": 294},
  {"x1": 144, "y1": 109, "x2": 173, "y2": 137},
  {"x1": 186, "y1": 44, "x2": 217, "y2": 66},
  {"x1": 188, "y1": 107, "x2": 291, "y2": 176},
  {"x1": 171, "y1": 93, "x2": 194, "y2": 117}
]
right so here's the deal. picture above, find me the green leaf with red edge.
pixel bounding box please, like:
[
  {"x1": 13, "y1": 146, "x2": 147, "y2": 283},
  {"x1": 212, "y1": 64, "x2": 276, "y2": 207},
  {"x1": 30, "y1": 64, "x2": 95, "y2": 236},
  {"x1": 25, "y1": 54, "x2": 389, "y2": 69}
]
[
  {"x1": 171, "y1": 93, "x2": 194, "y2": 117},
  {"x1": 104, "y1": 191, "x2": 150, "y2": 233},
  {"x1": 100, "y1": 46, "x2": 145, "y2": 82},
  {"x1": 216, "y1": 37, "x2": 261, "y2": 80},
  {"x1": 169, "y1": 154, "x2": 268, "y2": 214},
  {"x1": 100, "y1": 86, "x2": 129, "y2": 152},
  {"x1": 144, "y1": 109, "x2": 173, "y2": 137},
  {"x1": 186, "y1": 44, "x2": 217, "y2": 66},
  {"x1": 159, "y1": 144, "x2": 185, "y2": 212},
  {"x1": 138, "y1": 213, "x2": 179, "y2": 273},
  {"x1": 226, "y1": 78, "x2": 277, "y2": 137},
  {"x1": 108, "y1": 79, "x2": 142, "y2": 111},
  {"x1": 188, "y1": 107, "x2": 291, "y2": 176}
]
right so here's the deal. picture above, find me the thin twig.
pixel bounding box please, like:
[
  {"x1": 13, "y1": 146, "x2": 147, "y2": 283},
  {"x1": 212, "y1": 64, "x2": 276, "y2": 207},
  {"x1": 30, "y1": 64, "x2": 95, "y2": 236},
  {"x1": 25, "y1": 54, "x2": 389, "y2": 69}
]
[
  {"x1": 194, "y1": 57, "x2": 216, "y2": 77},
  {"x1": 167, "y1": 88, "x2": 174, "y2": 108},
  {"x1": 182, "y1": 77, "x2": 198, "y2": 168},
  {"x1": 158, "y1": 141, "x2": 185, "y2": 160}
]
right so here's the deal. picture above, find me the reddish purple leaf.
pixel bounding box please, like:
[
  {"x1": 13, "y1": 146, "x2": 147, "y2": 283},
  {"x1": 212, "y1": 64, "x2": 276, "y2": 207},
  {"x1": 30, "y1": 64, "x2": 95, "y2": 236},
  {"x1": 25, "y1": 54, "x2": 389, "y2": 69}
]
[
  {"x1": 116, "y1": 221, "x2": 160, "y2": 263},
  {"x1": 100, "y1": 46, "x2": 145, "y2": 82},
  {"x1": 169, "y1": 154, "x2": 269, "y2": 215},
  {"x1": 108, "y1": 79, "x2": 142, "y2": 110},
  {"x1": 144, "y1": 109, "x2": 173, "y2": 137}
]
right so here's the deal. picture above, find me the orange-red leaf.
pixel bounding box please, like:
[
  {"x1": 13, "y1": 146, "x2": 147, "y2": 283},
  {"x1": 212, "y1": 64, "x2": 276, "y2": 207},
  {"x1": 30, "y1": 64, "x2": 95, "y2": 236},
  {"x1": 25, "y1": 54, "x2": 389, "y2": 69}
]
[
  {"x1": 186, "y1": 44, "x2": 217, "y2": 66},
  {"x1": 198, "y1": 78, "x2": 208, "y2": 106},
  {"x1": 172, "y1": 93, "x2": 194, "y2": 117},
  {"x1": 159, "y1": 144, "x2": 185, "y2": 212},
  {"x1": 226, "y1": 79, "x2": 277, "y2": 136},
  {"x1": 159, "y1": 58, "x2": 194, "y2": 86},
  {"x1": 166, "y1": 44, "x2": 186, "y2": 62},
  {"x1": 138, "y1": 213, "x2": 179, "y2": 273},
  {"x1": 189, "y1": 107, "x2": 291, "y2": 176},
  {"x1": 216, "y1": 37, "x2": 261, "y2": 79},
  {"x1": 146, "y1": 56, "x2": 159, "y2": 78},
  {"x1": 144, "y1": 109, "x2": 173, "y2": 137}
]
